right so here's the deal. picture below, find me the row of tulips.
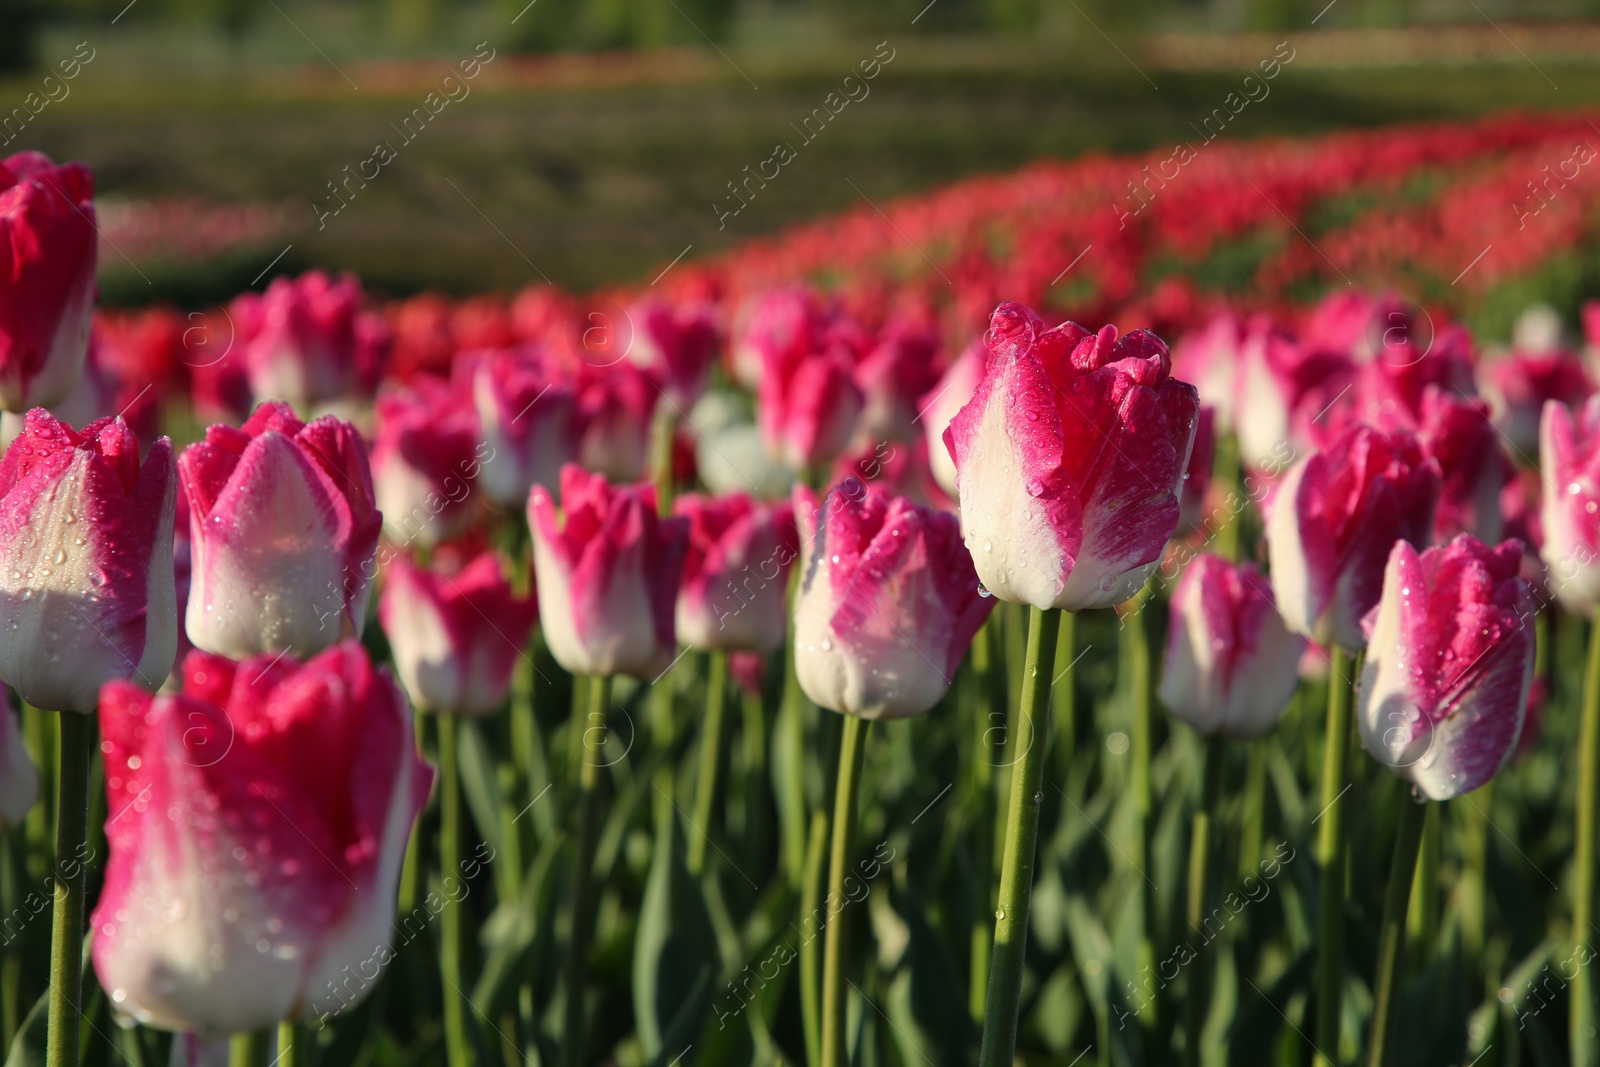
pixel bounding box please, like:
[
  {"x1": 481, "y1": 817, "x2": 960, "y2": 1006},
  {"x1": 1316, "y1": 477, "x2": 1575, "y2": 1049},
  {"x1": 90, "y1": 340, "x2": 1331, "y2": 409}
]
[{"x1": 2, "y1": 128, "x2": 1599, "y2": 1067}]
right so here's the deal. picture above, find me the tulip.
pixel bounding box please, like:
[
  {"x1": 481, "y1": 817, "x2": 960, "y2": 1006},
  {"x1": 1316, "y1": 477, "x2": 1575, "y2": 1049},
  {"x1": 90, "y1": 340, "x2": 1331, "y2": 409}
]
[
  {"x1": 0, "y1": 410, "x2": 177, "y2": 713},
  {"x1": 1356, "y1": 535, "x2": 1534, "y2": 1064},
  {"x1": 233, "y1": 271, "x2": 387, "y2": 413},
  {"x1": 1483, "y1": 348, "x2": 1593, "y2": 459},
  {"x1": 1266, "y1": 423, "x2": 1441, "y2": 652},
  {"x1": 793, "y1": 478, "x2": 992, "y2": 720},
  {"x1": 470, "y1": 349, "x2": 576, "y2": 508},
  {"x1": 627, "y1": 298, "x2": 720, "y2": 408},
  {"x1": 675, "y1": 493, "x2": 798, "y2": 653},
  {"x1": 1416, "y1": 387, "x2": 1510, "y2": 544},
  {"x1": 920, "y1": 340, "x2": 983, "y2": 498},
  {"x1": 179, "y1": 402, "x2": 381, "y2": 660},
  {"x1": 758, "y1": 351, "x2": 863, "y2": 473},
  {"x1": 854, "y1": 319, "x2": 942, "y2": 445},
  {"x1": 575, "y1": 361, "x2": 654, "y2": 482},
  {"x1": 379, "y1": 549, "x2": 537, "y2": 715},
  {"x1": 372, "y1": 380, "x2": 487, "y2": 547},
  {"x1": 0, "y1": 691, "x2": 38, "y2": 831},
  {"x1": 943, "y1": 302, "x2": 1200, "y2": 612},
  {"x1": 1539, "y1": 396, "x2": 1600, "y2": 613},
  {"x1": 1357, "y1": 535, "x2": 1532, "y2": 798},
  {"x1": 91, "y1": 642, "x2": 432, "y2": 1034},
  {"x1": 729, "y1": 286, "x2": 834, "y2": 390},
  {"x1": 528, "y1": 463, "x2": 688, "y2": 679},
  {"x1": 0, "y1": 152, "x2": 97, "y2": 413},
  {"x1": 1158, "y1": 554, "x2": 1305, "y2": 738}
]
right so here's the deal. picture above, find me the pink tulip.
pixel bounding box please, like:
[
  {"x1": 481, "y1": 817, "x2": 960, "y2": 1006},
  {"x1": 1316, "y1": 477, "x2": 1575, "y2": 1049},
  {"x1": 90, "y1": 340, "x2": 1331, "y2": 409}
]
[
  {"x1": 575, "y1": 361, "x2": 655, "y2": 482},
  {"x1": 1266, "y1": 424, "x2": 1440, "y2": 651},
  {"x1": 179, "y1": 402, "x2": 381, "y2": 659},
  {"x1": 1539, "y1": 396, "x2": 1600, "y2": 611},
  {"x1": 1357, "y1": 536, "x2": 1533, "y2": 799},
  {"x1": 232, "y1": 271, "x2": 387, "y2": 413},
  {"x1": 920, "y1": 341, "x2": 984, "y2": 497},
  {"x1": 854, "y1": 319, "x2": 942, "y2": 445},
  {"x1": 0, "y1": 691, "x2": 38, "y2": 831},
  {"x1": 794, "y1": 479, "x2": 992, "y2": 719},
  {"x1": 379, "y1": 549, "x2": 537, "y2": 715},
  {"x1": 1157, "y1": 554, "x2": 1305, "y2": 738},
  {"x1": 92, "y1": 643, "x2": 432, "y2": 1032},
  {"x1": 0, "y1": 411, "x2": 176, "y2": 713},
  {"x1": 627, "y1": 298, "x2": 720, "y2": 408},
  {"x1": 469, "y1": 349, "x2": 576, "y2": 508},
  {"x1": 729, "y1": 286, "x2": 834, "y2": 390},
  {"x1": 373, "y1": 380, "x2": 488, "y2": 547},
  {"x1": 1415, "y1": 387, "x2": 1510, "y2": 544},
  {"x1": 758, "y1": 350, "x2": 864, "y2": 472},
  {"x1": 0, "y1": 152, "x2": 97, "y2": 412},
  {"x1": 1483, "y1": 349, "x2": 1594, "y2": 460},
  {"x1": 674, "y1": 493, "x2": 799, "y2": 653},
  {"x1": 528, "y1": 464, "x2": 688, "y2": 678},
  {"x1": 943, "y1": 302, "x2": 1199, "y2": 612}
]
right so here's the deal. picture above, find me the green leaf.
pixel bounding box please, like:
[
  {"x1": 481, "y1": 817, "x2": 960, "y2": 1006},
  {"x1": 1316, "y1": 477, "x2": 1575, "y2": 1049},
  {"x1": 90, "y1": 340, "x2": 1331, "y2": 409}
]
[
  {"x1": 632, "y1": 791, "x2": 717, "y2": 1058},
  {"x1": 3, "y1": 988, "x2": 47, "y2": 1067}
]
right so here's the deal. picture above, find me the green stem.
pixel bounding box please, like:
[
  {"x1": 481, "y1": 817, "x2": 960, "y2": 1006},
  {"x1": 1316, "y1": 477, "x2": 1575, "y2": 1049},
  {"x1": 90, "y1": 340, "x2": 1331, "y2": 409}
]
[
  {"x1": 276, "y1": 1021, "x2": 302, "y2": 1067},
  {"x1": 1458, "y1": 779, "x2": 1491, "y2": 985},
  {"x1": 688, "y1": 650, "x2": 729, "y2": 877},
  {"x1": 1183, "y1": 734, "x2": 1227, "y2": 1067},
  {"x1": 1214, "y1": 430, "x2": 1242, "y2": 563},
  {"x1": 780, "y1": 637, "x2": 809, "y2": 888},
  {"x1": 800, "y1": 810, "x2": 829, "y2": 1067},
  {"x1": 1406, "y1": 802, "x2": 1439, "y2": 962},
  {"x1": 229, "y1": 1031, "x2": 269, "y2": 1067},
  {"x1": 969, "y1": 617, "x2": 1001, "y2": 1025},
  {"x1": 1573, "y1": 618, "x2": 1600, "y2": 1067},
  {"x1": 561, "y1": 675, "x2": 611, "y2": 1067},
  {"x1": 1128, "y1": 589, "x2": 1158, "y2": 1033},
  {"x1": 1315, "y1": 646, "x2": 1355, "y2": 1067},
  {"x1": 652, "y1": 409, "x2": 677, "y2": 518},
  {"x1": 1239, "y1": 739, "x2": 1267, "y2": 879},
  {"x1": 438, "y1": 715, "x2": 472, "y2": 1067},
  {"x1": 1366, "y1": 792, "x2": 1429, "y2": 1067},
  {"x1": 46, "y1": 711, "x2": 93, "y2": 1067},
  {"x1": 820, "y1": 715, "x2": 869, "y2": 1067},
  {"x1": 978, "y1": 605, "x2": 1062, "y2": 1067}
]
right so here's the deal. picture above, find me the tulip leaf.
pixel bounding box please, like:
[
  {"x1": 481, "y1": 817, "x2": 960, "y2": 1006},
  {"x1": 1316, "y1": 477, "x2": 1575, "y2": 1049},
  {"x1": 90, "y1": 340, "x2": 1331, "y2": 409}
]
[
  {"x1": 472, "y1": 829, "x2": 565, "y2": 1018},
  {"x1": 632, "y1": 789, "x2": 716, "y2": 1059},
  {"x1": 3, "y1": 988, "x2": 46, "y2": 1067},
  {"x1": 456, "y1": 719, "x2": 504, "y2": 861}
]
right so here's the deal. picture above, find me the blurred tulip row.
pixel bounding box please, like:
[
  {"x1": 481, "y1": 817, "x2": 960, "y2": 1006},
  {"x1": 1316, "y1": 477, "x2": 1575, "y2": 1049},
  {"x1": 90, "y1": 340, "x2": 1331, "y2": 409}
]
[{"x1": 1, "y1": 111, "x2": 1599, "y2": 1067}]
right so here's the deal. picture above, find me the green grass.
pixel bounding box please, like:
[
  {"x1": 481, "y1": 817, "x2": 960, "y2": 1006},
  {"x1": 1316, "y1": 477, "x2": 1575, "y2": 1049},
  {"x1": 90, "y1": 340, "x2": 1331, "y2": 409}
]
[{"x1": 8, "y1": 36, "x2": 1600, "y2": 302}]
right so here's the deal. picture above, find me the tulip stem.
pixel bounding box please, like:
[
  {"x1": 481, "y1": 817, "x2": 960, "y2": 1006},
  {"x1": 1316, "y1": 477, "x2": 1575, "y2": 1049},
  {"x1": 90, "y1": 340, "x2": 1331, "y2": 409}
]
[
  {"x1": 1128, "y1": 586, "x2": 1158, "y2": 1036},
  {"x1": 1367, "y1": 791, "x2": 1429, "y2": 1067},
  {"x1": 45, "y1": 711, "x2": 93, "y2": 1067},
  {"x1": 979, "y1": 605, "x2": 1061, "y2": 1067},
  {"x1": 437, "y1": 714, "x2": 472, "y2": 1067},
  {"x1": 688, "y1": 650, "x2": 729, "y2": 877},
  {"x1": 1406, "y1": 802, "x2": 1439, "y2": 962},
  {"x1": 562, "y1": 675, "x2": 610, "y2": 1067},
  {"x1": 652, "y1": 409, "x2": 677, "y2": 517},
  {"x1": 1574, "y1": 618, "x2": 1600, "y2": 1067},
  {"x1": 799, "y1": 809, "x2": 829, "y2": 1067},
  {"x1": 1183, "y1": 733, "x2": 1226, "y2": 1067},
  {"x1": 1315, "y1": 647, "x2": 1355, "y2": 1067},
  {"x1": 821, "y1": 714, "x2": 870, "y2": 1067},
  {"x1": 276, "y1": 1021, "x2": 301, "y2": 1067},
  {"x1": 228, "y1": 1031, "x2": 269, "y2": 1067}
]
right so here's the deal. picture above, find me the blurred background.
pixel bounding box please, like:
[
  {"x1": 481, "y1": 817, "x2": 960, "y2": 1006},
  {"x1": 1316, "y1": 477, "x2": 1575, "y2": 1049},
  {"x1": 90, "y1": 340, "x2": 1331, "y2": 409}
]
[{"x1": 0, "y1": 0, "x2": 1591, "y2": 304}]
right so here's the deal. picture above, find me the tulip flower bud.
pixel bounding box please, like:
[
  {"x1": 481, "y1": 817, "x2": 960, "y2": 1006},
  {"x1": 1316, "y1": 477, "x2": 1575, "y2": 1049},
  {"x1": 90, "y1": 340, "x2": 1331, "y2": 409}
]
[
  {"x1": 944, "y1": 302, "x2": 1199, "y2": 612},
  {"x1": 575, "y1": 361, "x2": 654, "y2": 483},
  {"x1": 92, "y1": 643, "x2": 433, "y2": 1033},
  {"x1": 179, "y1": 402, "x2": 381, "y2": 660},
  {"x1": 758, "y1": 351, "x2": 864, "y2": 473},
  {"x1": 1483, "y1": 349, "x2": 1593, "y2": 460},
  {"x1": 920, "y1": 341, "x2": 983, "y2": 498},
  {"x1": 373, "y1": 381, "x2": 486, "y2": 547},
  {"x1": 1356, "y1": 536, "x2": 1533, "y2": 799},
  {"x1": 379, "y1": 549, "x2": 537, "y2": 715},
  {"x1": 0, "y1": 411, "x2": 176, "y2": 713},
  {"x1": 627, "y1": 298, "x2": 720, "y2": 409},
  {"x1": 854, "y1": 319, "x2": 942, "y2": 445},
  {"x1": 0, "y1": 692, "x2": 38, "y2": 831},
  {"x1": 470, "y1": 350, "x2": 576, "y2": 508},
  {"x1": 529, "y1": 464, "x2": 688, "y2": 678},
  {"x1": 1267, "y1": 424, "x2": 1440, "y2": 651},
  {"x1": 794, "y1": 479, "x2": 993, "y2": 719},
  {"x1": 674, "y1": 493, "x2": 799, "y2": 653},
  {"x1": 234, "y1": 271, "x2": 386, "y2": 414},
  {"x1": 1157, "y1": 554, "x2": 1305, "y2": 738},
  {"x1": 1539, "y1": 396, "x2": 1600, "y2": 613},
  {"x1": 0, "y1": 152, "x2": 97, "y2": 412}
]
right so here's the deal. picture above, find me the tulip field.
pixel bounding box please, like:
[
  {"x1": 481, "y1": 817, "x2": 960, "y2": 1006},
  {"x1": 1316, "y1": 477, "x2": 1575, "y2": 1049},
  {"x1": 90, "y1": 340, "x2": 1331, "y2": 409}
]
[{"x1": 10, "y1": 98, "x2": 1600, "y2": 1067}]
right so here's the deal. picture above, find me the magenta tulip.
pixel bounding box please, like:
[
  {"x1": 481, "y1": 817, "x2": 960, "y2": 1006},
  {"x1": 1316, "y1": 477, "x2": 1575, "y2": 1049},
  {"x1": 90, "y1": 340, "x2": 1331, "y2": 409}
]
[
  {"x1": 1357, "y1": 536, "x2": 1533, "y2": 798},
  {"x1": 91, "y1": 643, "x2": 432, "y2": 1032},
  {"x1": 373, "y1": 380, "x2": 487, "y2": 547},
  {"x1": 379, "y1": 550, "x2": 537, "y2": 715},
  {"x1": 528, "y1": 464, "x2": 688, "y2": 678},
  {"x1": 470, "y1": 349, "x2": 576, "y2": 508},
  {"x1": 1539, "y1": 396, "x2": 1600, "y2": 612},
  {"x1": 232, "y1": 270, "x2": 386, "y2": 413},
  {"x1": 1158, "y1": 554, "x2": 1305, "y2": 738},
  {"x1": 943, "y1": 302, "x2": 1199, "y2": 611},
  {"x1": 627, "y1": 298, "x2": 719, "y2": 408},
  {"x1": 1266, "y1": 424, "x2": 1440, "y2": 651},
  {"x1": 674, "y1": 493, "x2": 799, "y2": 653},
  {"x1": 794, "y1": 479, "x2": 992, "y2": 719},
  {"x1": 0, "y1": 411, "x2": 176, "y2": 713},
  {"x1": 179, "y1": 402, "x2": 381, "y2": 659},
  {"x1": 0, "y1": 152, "x2": 96, "y2": 413}
]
